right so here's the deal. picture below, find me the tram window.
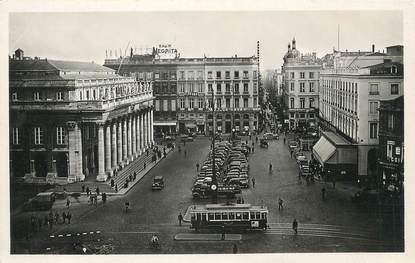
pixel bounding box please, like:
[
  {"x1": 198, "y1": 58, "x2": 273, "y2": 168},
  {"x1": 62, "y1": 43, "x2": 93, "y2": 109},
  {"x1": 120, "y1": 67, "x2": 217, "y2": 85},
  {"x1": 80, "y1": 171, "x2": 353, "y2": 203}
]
[
  {"x1": 256, "y1": 212, "x2": 261, "y2": 219},
  {"x1": 202, "y1": 213, "x2": 207, "y2": 221},
  {"x1": 196, "y1": 213, "x2": 201, "y2": 220},
  {"x1": 261, "y1": 212, "x2": 267, "y2": 219},
  {"x1": 191, "y1": 214, "x2": 196, "y2": 220},
  {"x1": 208, "y1": 213, "x2": 214, "y2": 221},
  {"x1": 222, "y1": 212, "x2": 228, "y2": 220},
  {"x1": 236, "y1": 213, "x2": 242, "y2": 220},
  {"x1": 242, "y1": 212, "x2": 249, "y2": 220},
  {"x1": 250, "y1": 212, "x2": 255, "y2": 219},
  {"x1": 215, "y1": 213, "x2": 221, "y2": 220},
  {"x1": 229, "y1": 212, "x2": 235, "y2": 219}
]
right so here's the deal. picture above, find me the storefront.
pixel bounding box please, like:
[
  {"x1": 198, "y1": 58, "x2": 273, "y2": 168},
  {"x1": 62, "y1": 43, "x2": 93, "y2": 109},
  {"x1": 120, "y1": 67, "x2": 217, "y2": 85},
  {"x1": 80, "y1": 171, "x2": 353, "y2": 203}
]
[{"x1": 312, "y1": 131, "x2": 357, "y2": 181}]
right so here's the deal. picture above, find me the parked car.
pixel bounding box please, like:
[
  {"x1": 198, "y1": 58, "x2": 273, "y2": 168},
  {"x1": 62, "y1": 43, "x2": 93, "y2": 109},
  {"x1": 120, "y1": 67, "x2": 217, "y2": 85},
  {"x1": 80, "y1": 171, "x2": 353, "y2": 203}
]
[
  {"x1": 264, "y1": 133, "x2": 279, "y2": 140},
  {"x1": 289, "y1": 141, "x2": 299, "y2": 150},
  {"x1": 23, "y1": 192, "x2": 56, "y2": 211},
  {"x1": 152, "y1": 176, "x2": 165, "y2": 190}
]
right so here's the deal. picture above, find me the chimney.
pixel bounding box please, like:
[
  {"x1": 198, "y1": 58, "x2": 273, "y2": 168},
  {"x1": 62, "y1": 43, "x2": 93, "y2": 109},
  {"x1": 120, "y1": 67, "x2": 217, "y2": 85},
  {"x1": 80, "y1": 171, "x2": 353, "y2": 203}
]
[{"x1": 372, "y1": 44, "x2": 375, "y2": 53}]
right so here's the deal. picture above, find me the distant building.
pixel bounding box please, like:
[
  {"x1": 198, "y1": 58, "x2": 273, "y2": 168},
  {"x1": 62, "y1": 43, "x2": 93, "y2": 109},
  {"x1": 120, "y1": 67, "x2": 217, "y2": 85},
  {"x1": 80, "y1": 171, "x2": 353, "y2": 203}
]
[
  {"x1": 314, "y1": 45, "x2": 403, "y2": 184},
  {"x1": 10, "y1": 49, "x2": 154, "y2": 183},
  {"x1": 282, "y1": 38, "x2": 321, "y2": 130},
  {"x1": 104, "y1": 46, "x2": 260, "y2": 135},
  {"x1": 378, "y1": 96, "x2": 404, "y2": 194}
]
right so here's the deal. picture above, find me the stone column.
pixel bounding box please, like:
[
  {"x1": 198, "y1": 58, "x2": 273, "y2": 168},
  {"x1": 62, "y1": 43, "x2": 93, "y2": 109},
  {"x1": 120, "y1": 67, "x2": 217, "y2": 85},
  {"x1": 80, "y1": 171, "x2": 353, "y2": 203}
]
[
  {"x1": 122, "y1": 117, "x2": 128, "y2": 163},
  {"x1": 111, "y1": 121, "x2": 117, "y2": 169},
  {"x1": 136, "y1": 113, "x2": 141, "y2": 156},
  {"x1": 151, "y1": 109, "x2": 155, "y2": 146},
  {"x1": 67, "y1": 121, "x2": 84, "y2": 182},
  {"x1": 143, "y1": 110, "x2": 148, "y2": 148},
  {"x1": 117, "y1": 119, "x2": 122, "y2": 165},
  {"x1": 105, "y1": 123, "x2": 112, "y2": 176},
  {"x1": 128, "y1": 114, "x2": 133, "y2": 161},
  {"x1": 140, "y1": 112, "x2": 144, "y2": 151},
  {"x1": 147, "y1": 110, "x2": 151, "y2": 146},
  {"x1": 132, "y1": 113, "x2": 136, "y2": 158},
  {"x1": 96, "y1": 122, "x2": 107, "y2": 182}
]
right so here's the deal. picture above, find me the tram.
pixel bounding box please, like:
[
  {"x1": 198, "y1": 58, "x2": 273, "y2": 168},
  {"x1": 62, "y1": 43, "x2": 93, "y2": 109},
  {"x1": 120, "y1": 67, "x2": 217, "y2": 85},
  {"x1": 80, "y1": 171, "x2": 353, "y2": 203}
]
[{"x1": 189, "y1": 203, "x2": 268, "y2": 231}]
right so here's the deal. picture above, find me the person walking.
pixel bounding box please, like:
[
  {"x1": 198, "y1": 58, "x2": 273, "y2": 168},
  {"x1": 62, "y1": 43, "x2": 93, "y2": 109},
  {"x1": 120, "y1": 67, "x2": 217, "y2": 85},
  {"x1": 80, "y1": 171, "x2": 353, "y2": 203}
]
[
  {"x1": 221, "y1": 225, "x2": 226, "y2": 240},
  {"x1": 178, "y1": 212, "x2": 183, "y2": 226},
  {"x1": 133, "y1": 171, "x2": 137, "y2": 180},
  {"x1": 269, "y1": 163, "x2": 273, "y2": 171},
  {"x1": 256, "y1": 136, "x2": 258, "y2": 143},
  {"x1": 144, "y1": 162, "x2": 146, "y2": 170},
  {"x1": 252, "y1": 177, "x2": 256, "y2": 188},
  {"x1": 232, "y1": 244, "x2": 238, "y2": 254},
  {"x1": 81, "y1": 184, "x2": 85, "y2": 192},
  {"x1": 292, "y1": 219, "x2": 298, "y2": 235},
  {"x1": 66, "y1": 198, "x2": 71, "y2": 208},
  {"x1": 102, "y1": 192, "x2": 107, "y2": 204},
  {"x1": 278, "y1": 198, "x2": 284, "y2": 210},
  {"x1": 125, "y1": 201, "x2": 130, "y2": 213},
  {"x1": 86, "y1": 186, "x2": 90, "y2": 196},
  {"x1": 196, "y1": 163, "x2": 200, "y2": 172},
  {"x1": 111, "y1": 179, "x2": 115, "y2": 188},
  {"x1": 115, "y1": 184, "x2": 118, "y2": 193},
  {"x1": 67, "y1": 211, "x2": 72, "y2": 224},
  {"x1": 322, "y1": 187, "x2": 326, "y2": 200},
  {"x1": 62, "y1": 211, "x2": 67, "y2": 224}
]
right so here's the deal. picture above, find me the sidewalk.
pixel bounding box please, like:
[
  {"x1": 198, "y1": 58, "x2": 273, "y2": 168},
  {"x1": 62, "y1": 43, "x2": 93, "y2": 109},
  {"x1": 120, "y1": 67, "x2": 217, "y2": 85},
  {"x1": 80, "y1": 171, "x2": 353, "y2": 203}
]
[{"x1": 51, "y1": 145, "x2": 173, "y2": 197}]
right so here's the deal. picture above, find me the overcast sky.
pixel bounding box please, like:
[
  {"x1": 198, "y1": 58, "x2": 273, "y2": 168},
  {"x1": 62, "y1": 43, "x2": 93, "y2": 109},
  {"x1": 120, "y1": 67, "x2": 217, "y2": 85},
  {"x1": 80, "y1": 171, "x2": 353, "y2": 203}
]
[{"x1": 9, "y1": 11, "x2": 402, "y2": 70}]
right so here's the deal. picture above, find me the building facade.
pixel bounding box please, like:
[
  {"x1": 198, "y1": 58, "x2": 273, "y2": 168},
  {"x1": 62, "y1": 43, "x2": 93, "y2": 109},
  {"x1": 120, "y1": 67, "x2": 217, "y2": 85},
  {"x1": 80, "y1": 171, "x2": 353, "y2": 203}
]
[
  {"x1": 10, "y1": 50, "x2": 154, "y2": 183},
  {"x1": 378, "y1": 96, "x2": 404, "y2": 194},
  {"x1": 104, "y1": 47, "x2": 260, "y2": 135},
  {"x1": 282, "y1": 39, "x2": 321, "y2": 131},
  {"x1": 315, "y1": 45, "x2": 403, "y2": 183}
]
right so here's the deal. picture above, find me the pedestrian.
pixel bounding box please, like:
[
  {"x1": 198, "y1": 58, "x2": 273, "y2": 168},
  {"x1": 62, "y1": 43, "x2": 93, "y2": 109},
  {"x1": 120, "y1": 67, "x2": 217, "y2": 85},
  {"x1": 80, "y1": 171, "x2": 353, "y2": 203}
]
[
  {"x1": 102, "y1": 192, "x2": 107, "y2": 204},
  {"x1": 144, "y1": 162, "x2": 146, "y2": 170},
  {"x1": 125, "y1": 201, "x2": 130, "y2": 213},
  {"x1": 86, "y1": 186, "x2": 90, "y2": 196},
  {"x1": 283, "y1": 137, "x2": 286, "y2": 144},
  {"x1": 67, "y1": 211, "x2": 72, "y2": 224},
  {"x1": 278, "y1": 198, "x2": 284, "y2": 210},
  {"x1": 30, "y1": 214, "x2": 37, "y2": 233},
  {"x1": 292, "y1": 219, "x2": 298, "y2": 234},
  {"x1": 37, "y1": 217, "x2": 42, "y2": 231},
  {"x1": 290, "y1": 150, "x2": 293, "y2": 158},
  {"x1": 44, "y1": 215, "x2": 48, "y2": 227},
  {"x1": 133, "y1": 171, "x2": 137, "y2": 180},
  {"x1": 233, "y1": 244, "x2": 238, "y2": 254},
  {"x1": 332, "y1": 179, "x2": 336, "y2": 189},
  {"x1": 96, "y1": 187, "x2": 100, "y2": 196},
  {"x1": 252, "y1": 177, "x2": 255, "y2": 188},
  {"x1": 54, "y1": 211, "x2": 59, "y2": 224},
  {"x1": 196, "y1": 163, "x2": 199, "y2": 171},
  {"x1": 252, "y1": 141, "x2": 255, "y2": 148},
  {"x1": 66, "y1": 198, "x2": 70, "y2": 208},
  {"x1": 147, "y1": 149, "x2": 149, "y2": 156},
  {"x1": 115, "y1": 184, "x2": 118, "y2": 192},
  {"x1": 81, "y1": 184, "x2": 85, "y2": 192},
  {"x1": 322, "y1": 187, "x2": 326, "y2": 200},
  {"x1": 111, "y1": 179, "x2": 115, "y2": 188},
  {"x1": 221, "y1": 225, "x2": 226, "y2": 240},
  {"x1": 62, "y1": 211, "x2": 67, "y2": 224},
  {"x1": 178, "y1": 212, "x2": 183, "y2": 226},
  {"x1": 256, "y1": 136, "x2": 258, "y2": 143},
  {"x1": 269, "y1": 163, "x2": 273, "y2": 171},
  {"x1": 252, "y1": 147, "x2": 254, "y2": 153}
]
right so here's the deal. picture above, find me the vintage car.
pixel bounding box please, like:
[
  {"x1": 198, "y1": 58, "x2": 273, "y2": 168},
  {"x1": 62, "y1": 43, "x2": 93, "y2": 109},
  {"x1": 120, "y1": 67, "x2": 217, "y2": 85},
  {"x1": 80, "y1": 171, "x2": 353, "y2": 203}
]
[
  {"x1": 260, "y1": 139, "x2": 269, "y2": 148},
  {"x1": 152, "y1": 176, "x2": 165, "y2": 190}
]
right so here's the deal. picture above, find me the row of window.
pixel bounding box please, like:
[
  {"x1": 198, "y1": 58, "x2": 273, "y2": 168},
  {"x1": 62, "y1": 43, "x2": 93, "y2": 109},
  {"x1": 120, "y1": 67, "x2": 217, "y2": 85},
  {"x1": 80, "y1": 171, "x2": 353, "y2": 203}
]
[
  {"x1": 11, "y1": 91, "x2": 64, "y2": 102},
  {"x1": 206, "y1": 70, "x2": 257, "y2": 80},
  {"x1": 290, "y1": 97, "x2": 315, "y2": 109},
  {"x1": 290, "y1": 71, "x2": 315, "y2": 79},
  {"x1": 289, "y1": 112, "x2": 315, "y2": 119},
  {"x1": 289, "y1": 82, "x2": 315, "y2": 93},
  {"x1": 322, "y1": 79, "x2": 400, "y2": 96},
  {"x1": 177, "y1": 97, "x2": 256, "y2": 109},
  {"x1": 12, "y1": 126, "x2": 66, "y2": 146},
  {"x1": 191, "y1": 211, "x2": 266, "y2": 221}
]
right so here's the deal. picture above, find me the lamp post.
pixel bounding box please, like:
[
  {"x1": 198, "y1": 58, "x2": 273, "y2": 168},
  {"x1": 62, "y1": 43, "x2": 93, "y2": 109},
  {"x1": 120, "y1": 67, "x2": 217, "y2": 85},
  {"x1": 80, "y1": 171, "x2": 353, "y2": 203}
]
[{"x1": 211, "y1": 86, "x2": 218, "y2": 204}]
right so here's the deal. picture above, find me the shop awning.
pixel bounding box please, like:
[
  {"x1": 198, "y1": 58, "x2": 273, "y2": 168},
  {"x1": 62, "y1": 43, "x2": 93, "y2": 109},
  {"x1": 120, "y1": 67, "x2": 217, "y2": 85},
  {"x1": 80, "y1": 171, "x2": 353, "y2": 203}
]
[
  {"x1": 154, "y1": 121, "x2": 177, "y2": 126},
  {"x1": 313, "y1": 136, "x2": 336, "y2": 165}
]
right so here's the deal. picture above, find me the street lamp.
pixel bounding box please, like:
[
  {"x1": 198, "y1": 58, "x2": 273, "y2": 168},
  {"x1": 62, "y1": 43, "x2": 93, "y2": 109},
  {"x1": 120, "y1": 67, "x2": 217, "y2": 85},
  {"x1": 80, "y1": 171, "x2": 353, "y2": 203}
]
[{"x1": 211, "y1": 86, "x2": 218, "y2": 204}]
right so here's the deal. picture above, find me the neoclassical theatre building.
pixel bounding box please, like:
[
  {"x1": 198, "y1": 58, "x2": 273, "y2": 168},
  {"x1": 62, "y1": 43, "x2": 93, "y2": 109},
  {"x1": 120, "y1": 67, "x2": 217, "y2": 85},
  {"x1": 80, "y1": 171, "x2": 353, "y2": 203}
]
[{"x1": 9, "y1": 49, "x2": 154, "y2": 183}]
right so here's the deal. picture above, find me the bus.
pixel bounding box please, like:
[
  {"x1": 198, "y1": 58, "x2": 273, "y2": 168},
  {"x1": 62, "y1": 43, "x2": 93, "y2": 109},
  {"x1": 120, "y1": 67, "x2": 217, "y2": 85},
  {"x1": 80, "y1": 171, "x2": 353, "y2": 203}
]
[{"x1": 189, "y1": 203, "x2": 268, "y2": 231}]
